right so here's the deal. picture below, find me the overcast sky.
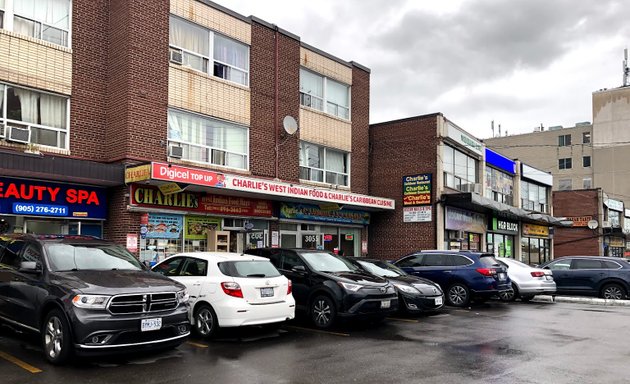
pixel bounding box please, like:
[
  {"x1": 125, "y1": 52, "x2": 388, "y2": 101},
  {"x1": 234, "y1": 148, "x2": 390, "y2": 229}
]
[{"x1": 214, "y1": 0, "x2": 628, "y2": 139}]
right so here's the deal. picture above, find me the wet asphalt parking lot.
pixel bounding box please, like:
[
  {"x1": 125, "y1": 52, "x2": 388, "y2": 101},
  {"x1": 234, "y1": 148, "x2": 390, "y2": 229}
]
[{"x1": 2, "y1": 300, "x2": 629, "y2": 384}]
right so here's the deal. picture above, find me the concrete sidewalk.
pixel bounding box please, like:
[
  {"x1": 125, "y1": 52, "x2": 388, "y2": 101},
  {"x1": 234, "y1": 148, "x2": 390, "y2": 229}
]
[{"x1": 533, "y1": 295, "x2": 630, "y2": 306}]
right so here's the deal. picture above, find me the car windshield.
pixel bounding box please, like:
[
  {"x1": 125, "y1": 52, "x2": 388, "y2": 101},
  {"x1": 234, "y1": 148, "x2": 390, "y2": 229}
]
[
  {"x1": 46, "y1": 243, "x2": 143, "y2": 271},
  {"x1": 479, "y1": 255, "x2": 501, "y2": 267},
  {"x1": 300, "y1": 252, "x2": 360, "y2": 273},
  {"x1": 218, "y1": 260, "x2": 281, "y2": 278},
  {"x1": 357, "y1": 260, "x2": 405, "y2": 277}
]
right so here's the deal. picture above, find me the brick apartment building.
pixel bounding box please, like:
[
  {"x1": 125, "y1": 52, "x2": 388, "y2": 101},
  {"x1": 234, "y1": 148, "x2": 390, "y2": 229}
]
[
  {"x1": 369, "y1": 113, "x2": 568, "y2": 263},
  {"x1": 0, "y1": 0, "x2": 394, "y2": 260}
]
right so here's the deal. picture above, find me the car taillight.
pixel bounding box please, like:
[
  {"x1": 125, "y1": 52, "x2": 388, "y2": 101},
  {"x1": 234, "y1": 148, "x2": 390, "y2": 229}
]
[
  {"x1": 287, "y1": 280, "x2": 292, "y2": 295},
  {"x1": 221, "y1": 282, "x2": 243, "y2": 298},
  {"x1": 476, "y1": 268, "x2": 497, "y2": 276},
  {"x1": 531, "y1": 271, "x2": 545, "y2": 277}
]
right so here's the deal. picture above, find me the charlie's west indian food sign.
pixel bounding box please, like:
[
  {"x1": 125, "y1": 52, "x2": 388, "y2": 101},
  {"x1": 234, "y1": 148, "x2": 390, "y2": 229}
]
[{"x1": 0, "y1": 177, "x2": 107, "y2": 219}]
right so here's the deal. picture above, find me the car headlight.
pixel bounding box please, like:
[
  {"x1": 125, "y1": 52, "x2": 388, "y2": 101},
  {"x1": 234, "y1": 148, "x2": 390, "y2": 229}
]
[
  {"x1": 393, "y1": 283, "x2": 420, "y2": 294},
  {"x1": 177, "y1": 289, "x2": 189, "y2": 304},
  {"x1": 338, "y1": 281, "x2": 364, "y2": 292},
  {"x1": 72, "y1": 294, "x2": 111, "y2": 309}
]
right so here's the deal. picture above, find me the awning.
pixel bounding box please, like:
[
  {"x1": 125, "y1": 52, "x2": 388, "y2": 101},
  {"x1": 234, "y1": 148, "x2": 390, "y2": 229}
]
[{"x1": 442, "y1": 192, "x2": 572, "y2": 227}]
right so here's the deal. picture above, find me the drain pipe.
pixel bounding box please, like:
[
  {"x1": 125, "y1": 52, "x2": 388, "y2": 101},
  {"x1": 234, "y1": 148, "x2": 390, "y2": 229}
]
[{"x1": 274, "y1": 24, "x2": 280, "y2": 180}]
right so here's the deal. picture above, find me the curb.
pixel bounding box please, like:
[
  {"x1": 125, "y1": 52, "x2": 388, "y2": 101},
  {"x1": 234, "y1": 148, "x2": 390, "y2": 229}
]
[{"x1": 533, "y1": 295, "x2": 630, "y2": 306}]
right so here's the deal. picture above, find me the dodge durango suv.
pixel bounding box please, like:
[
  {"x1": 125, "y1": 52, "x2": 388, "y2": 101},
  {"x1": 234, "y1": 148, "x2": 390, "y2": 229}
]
[
  {"x1": 0, "y1": 234, "x2": 190, "y2": 364},
  {"x1": 245, "y1": 248, "x2": 398, "y2": 329},
  {"x1": 394, "y1": 251, "x2": 511, "y2": 307}
]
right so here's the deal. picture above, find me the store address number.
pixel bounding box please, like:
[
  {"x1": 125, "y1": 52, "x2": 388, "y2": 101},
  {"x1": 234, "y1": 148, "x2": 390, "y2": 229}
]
[{"x1": 303, "y1": 235, "x2": 318, "y2": 243}]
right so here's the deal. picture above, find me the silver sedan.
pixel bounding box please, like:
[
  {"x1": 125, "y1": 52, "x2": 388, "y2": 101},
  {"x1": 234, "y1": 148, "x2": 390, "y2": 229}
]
[{"x1": 496, "y1": 257, "x2": 556, "y2": 302}]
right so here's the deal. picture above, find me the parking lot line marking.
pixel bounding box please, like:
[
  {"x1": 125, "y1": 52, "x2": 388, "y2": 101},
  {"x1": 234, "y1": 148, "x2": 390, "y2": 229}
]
[
  {"x1": 282, "y1": 325, "x2": 350, "y2": 337},
  {"x1": 0, "y1": 351, "x2": 42, "y2": 374},
  {"x1": 387, "y1": 317, "x2": 420, "y2": 323},
  {"x1": 186, "y1": 341, "x2": 209, "y2": 348}
]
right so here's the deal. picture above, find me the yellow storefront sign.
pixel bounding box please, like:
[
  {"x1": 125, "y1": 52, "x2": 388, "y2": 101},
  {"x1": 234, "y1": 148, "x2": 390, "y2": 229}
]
[
  {"x1": 125, "y1": 164, "x2": 151, "y2": 184},
  {"x1": 522, "y1": 223, "x2": 549, "y2": 237}
]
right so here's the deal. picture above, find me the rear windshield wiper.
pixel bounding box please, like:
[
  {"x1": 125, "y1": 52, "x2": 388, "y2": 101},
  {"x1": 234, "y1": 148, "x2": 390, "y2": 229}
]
[{"x1": 246, "y1": 273, "x2": 267, "y2": 277}]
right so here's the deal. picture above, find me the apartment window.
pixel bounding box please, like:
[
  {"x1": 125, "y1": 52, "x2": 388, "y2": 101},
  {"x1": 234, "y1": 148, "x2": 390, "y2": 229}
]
[
  {"x1": 583, "y1": 178, "x2": 592, "y2": 189},
  {"x1": 167, "y1": 109, "x2": 248, "y2": 170},
  {"x1": 12, "y1": 0, "x2": 71, "y2": 47},
  {"x1": 582, "y1": 132, "x2": 591, "y2": 144},
  {"x1": 1, "y1": 83, "x2": 68, "y2": 149},
  {"x1": 484, "y1": 166, "x2": 514, "y2": 205},
  {"x1": 558, "y1": 158, "x2": 572, "y2": 170},
  {"x1": 0, "y1": 0, "x2": 4, "y2": 29},
  {"x1": 169, "y1": 15, "x2": 250, "y2": 86},
  {"x1": 583, "y1": 156, "x2": 591, "y2": 168},
  {"x1": 558, "y1": 134, "x2": 571, "y2": 147},
  {"x1": 521, "y1": 180, "x2": 549, "y2": 213},
  {"x1": 299, "y1": 68, "x2": 350, "y2": 120},
  {"x1": 443, "y1": 145, "x2": 479, "y2": 192},
  {"x1": 299, "y1": 141, "x2": 349, "y2": 186},
  {"x1": 608, "y1": 210, "x2": 621, "y2": 228},
  {"x1": 558, "y1": 179, "x2": 572, "y2": 191}
]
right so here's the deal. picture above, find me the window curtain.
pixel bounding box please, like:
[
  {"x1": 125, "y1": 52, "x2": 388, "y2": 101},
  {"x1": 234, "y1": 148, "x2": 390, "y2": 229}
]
[
  {"x1": 13, "y1": 88, "x2": 38, "y2": 124},
  {"x1": 40, "y1": 93, "x2": 66, "y2": 129},
  {"x1": 214, "y1": 34, "x2": 248, "y2": 71},
  {"x1": 299, "y1": 69, "x2": 323, "y2": 97},
  {"x1": 13, "y1": 16, "x2": 38, "y2": 37},
  {"x1": 169, "y1": 16, "x2": 209, "y2": 56},
  {"x1": 326, "y1": 80, "x2": 349, "y2": 108},
  {"x1": 326, "y1": 149, "x2": 345, "y2": 173},
  {"x1": 167, "y1": 111, "x2": 182, "y2": 141},
  {"x1": 0, "y1": 86, "x2": 4, "y2": 118},
  {"x1": 14, "y1": 0, "x2": 68, "y2": 27}
]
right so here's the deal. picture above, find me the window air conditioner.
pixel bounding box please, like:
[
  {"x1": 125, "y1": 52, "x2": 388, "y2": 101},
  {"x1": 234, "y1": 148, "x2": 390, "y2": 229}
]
[
  {"x1": 170, "y1": 49, "x2": 183, "y2": 64},
  {"x1": 602, "y1": 221, "x2": 611, "y2": 228},
  {"x1": 461, "y1": 183, "x2": 481, "y2": 194},
  {"x1": 7, "y1": 125, "x2": 30, "y2": 144},
  {"x1": 169, "y1": 145, "x2": 183, "y2": 159},
  {"x1": 0, "y1": 122, "x2": 5, "y2": 138}
]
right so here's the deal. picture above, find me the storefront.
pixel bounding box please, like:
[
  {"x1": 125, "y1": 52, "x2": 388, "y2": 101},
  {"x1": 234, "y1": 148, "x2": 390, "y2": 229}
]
[
  {"x1": 521, "y1": 223, "x2": 551, "y2": 265},
  {"x1": 277, "y1": 202, "x2": 369, "y2": 256},
  {"x1": 0, "y1": 176, "x2": 107, "y2": 236},
  {"x1": 486, "y1": 217, "x2": 518, "y2": 257},
  {"x1": 444, "y1": 206, "x2": 486, "y2": 251}
]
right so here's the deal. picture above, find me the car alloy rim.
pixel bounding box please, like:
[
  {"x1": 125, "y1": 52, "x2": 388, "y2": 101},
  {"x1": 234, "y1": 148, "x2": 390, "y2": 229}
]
[
  {"x1": 499, "y1": 289, "x2": 514, "y2": 301},
  {"x1": 45, "y1": 317, "x2": 63, "y2": 359},
  {"x1": 449, "y1": 286, "x2": 466, "y2": 305},
  {"x1": 604, "y1": 286, "x2": 623, "y2": 300},
  {"x1": 313, "y1": 300, "x2": 331, "y2": 326},
  {"x1": 197, "y1": 308, "x2": 213, "y2": 335}
]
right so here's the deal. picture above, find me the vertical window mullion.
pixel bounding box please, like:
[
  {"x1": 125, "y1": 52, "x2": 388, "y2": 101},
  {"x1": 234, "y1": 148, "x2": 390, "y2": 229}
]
[{"x1": 208, "y1": 31, "x2": 214, "y2": 76}]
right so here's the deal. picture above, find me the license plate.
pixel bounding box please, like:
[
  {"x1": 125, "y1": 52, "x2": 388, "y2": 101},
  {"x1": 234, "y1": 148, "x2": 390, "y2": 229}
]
[
  {"x1": 380, "y1": 300, "x2": 391, "y2": 309},
  {"x1": 260, "y1": 287, "x2": 274, "y2": 297},
  {"x1": 141, "y1": 318, "x2": 162, "y2": 332},
  {"x1": 498, "y1": 273, "x2": 507, "y2": 281},
  {"x1": 435, "y1": 296, "x2": 443, "y2": 306}
]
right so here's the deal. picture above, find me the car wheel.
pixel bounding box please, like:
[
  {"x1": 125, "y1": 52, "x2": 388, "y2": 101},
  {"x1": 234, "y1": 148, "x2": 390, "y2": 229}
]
[
  {"x1": 311, "y1": 295, "x2": 336, "y2": 329},
  {"x1": 601, "y1": 283, "x2": 626, "y2": 300},
  {"x1": 193, "y1": 304, "x2": 218, "y2": 338},
  {"x1": 499, "y1": 283, "x2": 517, "y2": 302},
  {"x1": 446, "y1": 283, "x2": 470, "y2": 307},
  {"x1": 42, "y1": 309, "x2": 72, "y2": 365}
]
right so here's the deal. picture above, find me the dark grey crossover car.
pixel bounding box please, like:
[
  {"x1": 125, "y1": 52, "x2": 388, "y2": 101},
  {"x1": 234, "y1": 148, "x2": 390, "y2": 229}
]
[{"x1": 0, "y1": 234, "x2": 190, "y2": 364}]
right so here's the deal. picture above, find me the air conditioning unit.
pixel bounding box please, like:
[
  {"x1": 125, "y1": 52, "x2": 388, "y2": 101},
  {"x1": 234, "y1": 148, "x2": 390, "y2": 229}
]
[
  {"x1": 169, "y1": 48, "x2": 183, "y2": 64},
  {"x1": 0, "y1": 122, "x2": 5, "y2": 138},
  {"x1": 602, "y1": 221, "x2": 611, "y2": 228},
  {"x1": 169, "y1": 145, "x2": 183, "y2": 159},
  {"x1": 461, "y1": 183, "x2": 482, "y2": 194},
  {"x1": 7, "y1": 125, "x2": 30, "y2": 144}
]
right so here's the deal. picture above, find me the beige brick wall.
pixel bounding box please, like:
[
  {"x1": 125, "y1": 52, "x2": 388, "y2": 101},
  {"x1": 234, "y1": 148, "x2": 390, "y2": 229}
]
[
  {"x1": 300, "y1": 107, "x2": 351, "y2": 152},
  {"x1": 300, "y1": 47, "x2": 352, "y2": 85},
  {"x1": 170, "y1": 0, "x2": 251, "y2": 44},
  {"x1": 169, "y1": 65, "x2": 250, "y2": 125},
  {"x1": 0, "y1": 30, "x2": 72, "y2": 95}
]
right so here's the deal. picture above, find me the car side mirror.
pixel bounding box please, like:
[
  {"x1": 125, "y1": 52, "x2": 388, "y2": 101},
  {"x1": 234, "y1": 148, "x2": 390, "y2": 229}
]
[
  {"x1": 291, "y1": 265, "x2": 306, "y2": 273},
  {"x1": 19, "y1": 261, "x2": 42, "y2": 273}
]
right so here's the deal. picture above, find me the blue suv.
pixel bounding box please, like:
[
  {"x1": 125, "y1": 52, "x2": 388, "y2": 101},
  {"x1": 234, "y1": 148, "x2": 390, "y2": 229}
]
[{"x1": 393, "y1": 251, "x2": 511, "y2": 307}]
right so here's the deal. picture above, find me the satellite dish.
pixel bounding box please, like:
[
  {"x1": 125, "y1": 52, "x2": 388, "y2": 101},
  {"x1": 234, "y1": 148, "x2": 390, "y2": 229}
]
[
  {"x1": 587, "y1": 220, "x2": 599, "y2": 230},
  {"x1": 283, "y1": 115, "x2": 298, "y2": 135}
]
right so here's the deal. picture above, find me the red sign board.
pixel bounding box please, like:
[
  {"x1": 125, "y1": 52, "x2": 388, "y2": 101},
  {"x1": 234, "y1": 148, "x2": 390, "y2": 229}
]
[
  {"x1": 151, "y1": 163, "x2": 225, "y2": 187},
  {"x1": 130, "y1": 185, "x2": 272, "y2": 217},
  {"x1": 323, "y1": 234, "x2": 333, "y2": 242}
]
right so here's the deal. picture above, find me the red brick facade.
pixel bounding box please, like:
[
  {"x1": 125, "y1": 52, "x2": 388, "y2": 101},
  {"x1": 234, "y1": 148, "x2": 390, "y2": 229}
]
[
  {"x1": 350, "y1": 66, "x2": 370, "y2": 195},
  {"x1": 368, "y1": 114, "x2": 441, "y2": 259},
  {"x1": 553, "y1": 189, "x2": 601, "y2": 256}
]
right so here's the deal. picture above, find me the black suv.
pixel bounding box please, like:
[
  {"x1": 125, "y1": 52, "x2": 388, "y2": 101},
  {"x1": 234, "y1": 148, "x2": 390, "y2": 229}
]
[
  {"x1": 244, "y1": 248, "x2": 398, "y2": 329},
  {"x1": 0, "y1": 234, "x2": 190, "y2": 364},
  {"x1": 394, "y1": 251, "x2": 511, "y2": 307}
]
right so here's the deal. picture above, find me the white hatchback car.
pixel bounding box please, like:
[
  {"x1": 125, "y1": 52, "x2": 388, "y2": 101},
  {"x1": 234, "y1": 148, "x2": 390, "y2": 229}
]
[
  {"x1": 152, "y1": 252, "x2": 295, "y2": 338},
  {"x1": 496, "y1": 257, "x2": 556, "y2": 302}
]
